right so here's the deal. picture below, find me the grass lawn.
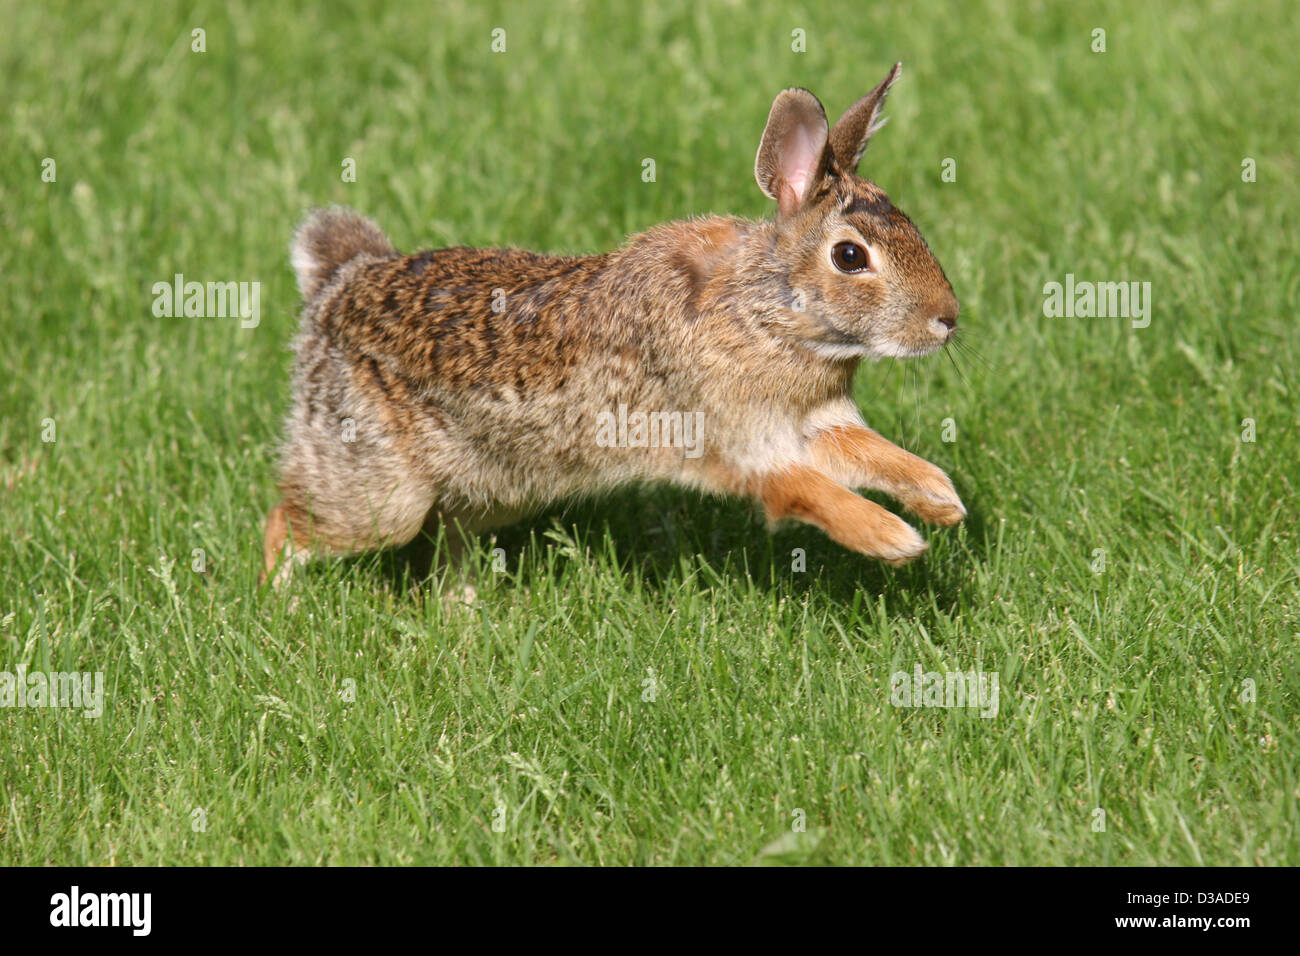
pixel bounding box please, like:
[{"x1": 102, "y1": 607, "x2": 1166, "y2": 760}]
[{"x1": 2, "y1": 0, "x2": 1296, "y2": 865}]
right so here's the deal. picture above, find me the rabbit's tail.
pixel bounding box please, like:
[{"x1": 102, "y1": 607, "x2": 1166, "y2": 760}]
[{"x1": 290, "y1": 206, "x2": 396, "y2": 301}]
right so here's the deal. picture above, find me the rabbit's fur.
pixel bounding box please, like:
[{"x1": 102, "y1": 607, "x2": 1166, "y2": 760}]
[{"x1": 263, "y1": 63, "x2": 965, "y2": 586}]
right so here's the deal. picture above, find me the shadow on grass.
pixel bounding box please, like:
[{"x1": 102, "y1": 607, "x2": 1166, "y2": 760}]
[{"x1": 340, "y1": 482, "x2": 993, "y2": 625}]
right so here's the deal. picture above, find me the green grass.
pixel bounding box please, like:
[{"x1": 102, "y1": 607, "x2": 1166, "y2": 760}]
[{"x1": 2, "y1": 0, "x2": 1297, "y2": 865}]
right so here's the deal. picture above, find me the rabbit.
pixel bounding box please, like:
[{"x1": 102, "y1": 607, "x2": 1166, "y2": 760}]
[{"x1": 262, "y1": 62, "x2": 965, "y2": 588}]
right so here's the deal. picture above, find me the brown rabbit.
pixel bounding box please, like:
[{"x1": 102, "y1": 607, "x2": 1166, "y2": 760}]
[{"x1": 263, "y1": 63, "x2": 965, "y2": 587}]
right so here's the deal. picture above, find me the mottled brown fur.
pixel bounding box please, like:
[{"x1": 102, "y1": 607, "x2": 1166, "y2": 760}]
[{"x1": 263, "y1": 65, "x2": 966, "y2": 586}]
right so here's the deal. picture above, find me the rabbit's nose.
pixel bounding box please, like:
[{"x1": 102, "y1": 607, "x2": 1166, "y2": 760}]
[
  {"x1": 928, "y1": 289, "x2": 959, "y2": 332},
  {"x1": 929, "y1": 315, "x2": 956, "y2": 340},
  {"x1": 928, "y1": 304, "x2": 958, "y2": 340}
]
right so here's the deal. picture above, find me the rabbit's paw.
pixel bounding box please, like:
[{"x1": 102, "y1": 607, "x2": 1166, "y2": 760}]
[
  {"x1": 900, "y1": 465, "x2": 966, "y2": 527},
  {"x1": 873, "y1": 512, "x2": 929, "y2": 566}
]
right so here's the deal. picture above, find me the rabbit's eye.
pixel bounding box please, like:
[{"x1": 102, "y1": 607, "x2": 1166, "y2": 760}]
[{"x1": 831, "y1": 241, "x2": 871, "y2": 273}]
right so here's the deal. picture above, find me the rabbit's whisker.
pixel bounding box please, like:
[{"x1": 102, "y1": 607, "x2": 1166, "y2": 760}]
[{"x1": 942, "y1": 343, "x2": 970, "y2": 387}]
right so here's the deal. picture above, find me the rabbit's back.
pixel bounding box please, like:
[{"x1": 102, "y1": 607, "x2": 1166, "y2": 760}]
[{"x1": 286, "y1": 239, "x2": 700, "y2": 515}]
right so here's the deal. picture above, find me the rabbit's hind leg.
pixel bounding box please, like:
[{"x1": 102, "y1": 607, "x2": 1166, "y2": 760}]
[
  {"x1": 263, "y1": 348, "x2": 439, "y2": 587},
  {"x1": 261, "y1": 499, "x2": 308, "y2": 588},
  {"x1": 260, "y1": 476, "x2": 435, "y2": 588}
]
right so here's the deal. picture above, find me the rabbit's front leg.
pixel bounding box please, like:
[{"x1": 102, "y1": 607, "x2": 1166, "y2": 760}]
[
  {"x1": 808, "y1": 425, "x2": 966, "y2": 527},
  {"x1": 751, "y1": 464, "x2": 928, "y2": 565}
]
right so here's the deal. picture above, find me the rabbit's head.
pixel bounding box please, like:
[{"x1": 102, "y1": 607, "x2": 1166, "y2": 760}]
[{"x1": 754, "y1": 64, "x2": 958, "y2": 361}]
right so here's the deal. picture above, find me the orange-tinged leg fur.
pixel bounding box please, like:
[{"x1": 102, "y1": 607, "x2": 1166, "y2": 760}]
[
  {"x1": 751, "y1": 464, "x2": 927, "y2": 565},
  {"x1": 809, "y1": 425, "x2": 966, "y2": 526},
  {"x1": 261, "y1": 498, "x2": 503, "y2": 597},
  {"x1": 261, "y1": 500, "x2": 311, "y2": 588}
]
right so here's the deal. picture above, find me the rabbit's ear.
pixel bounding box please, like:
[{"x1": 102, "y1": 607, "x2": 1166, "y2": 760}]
[
  {"x1": 829, "y1": 62, "x2": 902, "y2": 173},
  {"x1": 755, "y1": 88, "x2": 832, "y2": 218}
]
